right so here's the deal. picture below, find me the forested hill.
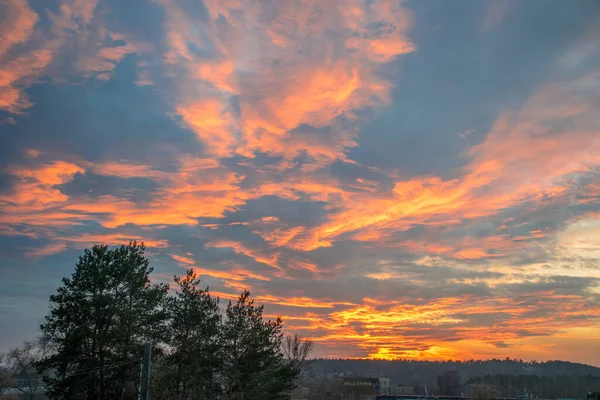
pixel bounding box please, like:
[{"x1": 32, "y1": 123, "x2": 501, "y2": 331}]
[
  {"x1": 304, "y1": 359, "x2": 600, "y2": 385},
  {"x1": 468, "y1": 375, "x2": 600, "y2": 398}
]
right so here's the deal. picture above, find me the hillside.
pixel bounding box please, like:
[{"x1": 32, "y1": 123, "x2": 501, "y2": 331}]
[
  {"x1": 468, "y1": 374, "x2": 600, "y2": 398},
  {"x1": 304, "y1": 359, "x2": 600, "y2": 388}
]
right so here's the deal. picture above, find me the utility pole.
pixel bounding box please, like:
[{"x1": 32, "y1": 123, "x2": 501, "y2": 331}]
[{"x1": 139, "y1": 343, "x2": 152, "y2": 400}]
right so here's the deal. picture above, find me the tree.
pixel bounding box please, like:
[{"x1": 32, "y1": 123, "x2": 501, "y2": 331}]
[
  {"x1": 0, "y1": 359, "x2": 16, "y2": 399},
  {"x1": 163, "y1": 269, "x2": 222, "y2": 399},
  {"x1": 470, "y1": 383, "x2": 500, "y2": 400},
  {"x1": 437, "y1": 370, "x2": 461, "y2": 396},
  {"x1": 283, "y1": 334, "x2": 314, "y2": 372},
  {"x1": 283, "y1": 334, "x2": 314, "y2": 397},
  {"x1": 4, "y1": 340, "x2": 48, "y2": 399},
  {"x1": 282, "y1": 334, "x2": 315, "y2": 396},
  {"x1": 221, "y1": 290, "x2": 299, "y2": 400},
  {"x1": 411, "y1": 379, "x2": 425, "y2": 396},
  {"x1": 39, "y1": 242, "x2": 169, "y2": 400},
  {"x1": 296, "y1": 373, "x2": 343, "y2": 400}
]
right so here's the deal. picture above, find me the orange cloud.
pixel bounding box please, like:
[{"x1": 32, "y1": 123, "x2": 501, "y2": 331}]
[
  {"x1": 24, "y1": 242, "x2": 68, "y2": 259},
  {"x1": 168, "y1": 253, "x2": 271, "y2": 287},
  {"x1": 75, "y1": 39, "x2": 138, "y2": 80},
  {"x1": 205, "y1": 239, "x2": 283, "y2": 275},
  {"x1": 0, "y1": 48, "x2": 53, "y2": 113},
  {"x1": 279, "y1": 69, "x2": 600, "y2": 254},
  {"x1": 17, "y1": 233, "x2": 168, "y2": 259},
  {"x1": 0, "y1": 0, "x2": 142, "y2": 112},
  {"x1": 196, "y1": 60, "x2": 236, "y2": 93},
  {"x1": 176, "y1": 100, "x2": 238, "y2": 158},
  {"x1": 279, "y1": 291, "x2": 600, "y2": 361},
  {"x1": 60, "y1": 158, "x2": 251, "y2": 228},
  {"x1": 288, "y1": 259, "x2": 322, "y2": 274},
  {"x1": 1, "y1": 156, "x2": 252, "y2": 234},
  {"x1": 159, "y1": 0, "x2": 413, "y2": 162},
  {"x1": 59, "y1": 234, "x2": 168, "y2": 249},
  {"x1": 0, "y1": 0, "x2": 38, "y2": 59},
  {"x1": 254, "y1": 294, "x2": 356, "y2": 309},
  {"x1": 1, "y1": 161, "x2": 84, "y2": 212},
  {"x1": 170, "y1": 253, "x2": 195, "y2": 266},
  {"x1": 210, "y1": 292, "x2": 357, "y2": 309},
  {"x1": 88, "y1": 162, "x2": 172, "y2": 181},
  {"x1": 194, "y1": 266, "x2": 270, "y2": 283},
  {"x1": 242, "y1": 64, "x2": 361, "y2": 135}
]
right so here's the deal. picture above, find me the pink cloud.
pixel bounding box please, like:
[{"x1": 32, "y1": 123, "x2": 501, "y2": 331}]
[
  {"x1": 0, "y1": 0, "x2": 38, "y2": 59},
  {"x1": 0, "y1": 0, "x2": 143, "y2": 112},
  {"x1": 157, "y1": 0, "x2": 414, "y2": 163}
]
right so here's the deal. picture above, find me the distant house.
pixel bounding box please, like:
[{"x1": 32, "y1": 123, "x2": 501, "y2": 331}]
[
  {"x1": 343, "y1": 377, "x2": 379, "y2": 399},
  {"x1": 342, "y1": 377, "x2": 399, "y2": 400}
]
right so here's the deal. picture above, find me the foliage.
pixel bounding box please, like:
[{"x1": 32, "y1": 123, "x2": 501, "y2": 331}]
[
  {"x1": 283, "y1": 333, "x2": 315, "y2": 372},
  {"x1": 221, "y1": 290, "x2": 297, "y2": 400},
  {"x1": 38, "y1": 242, "x2": 169, "y2": 400},
  {"x1": 284, "y1": 334, "x2": 316, "y2": 399},
  {"x1": 3, "y1": 340, "x2": 48, "y2": 399},
  {"x1": 467, "y1": 374, "x2": 600, "y2": 398},
  {"x1": 304, "y1": 358, "x2": 600, "y2": 391},
  {"x1": 0, "y1": 365, "x2": 16, "y2": 398},
  {"x1": 162, "y1": 268, "x2": 222, "y2": 399},
  {"x1": 289, "y1": 372, "x2": 343, "y2": 400},
  {"x1": 437, "y1": 370, "x2": 461, "y2": 396},
  {"x1": 34, "y1": 243, "x2": 307, "y2": 400},
  {"x1": 469, "y1": 383, "x2": 501, "y2": 400},
  {"x1": 588, "y1": 391, "x2": 600, "y2": 400}
]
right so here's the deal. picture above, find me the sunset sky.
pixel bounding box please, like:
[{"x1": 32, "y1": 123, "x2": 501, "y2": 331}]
[{"x1": 1, "y1": 0, "x2": 599, "y2": 366}]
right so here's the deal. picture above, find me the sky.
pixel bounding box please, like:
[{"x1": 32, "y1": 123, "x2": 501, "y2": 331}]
[{"x1": 0, "y1": 0, "x2": 599, "y2": 366}]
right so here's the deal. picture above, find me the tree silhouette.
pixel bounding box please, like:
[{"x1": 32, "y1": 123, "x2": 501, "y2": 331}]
[
  {"x1": 39, "y1": 242, "x2": 168, "y2": 400},
  {"x1": 437, "y1": 370, "x2": 461, "y2": 396}
]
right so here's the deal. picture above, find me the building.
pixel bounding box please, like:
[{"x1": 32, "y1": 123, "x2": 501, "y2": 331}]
[
  {"x1": 389, "y1": 385, "x2": 415, "y2": 395},
  {"x1": 342, "y1": 377, "x2": 393, "y2": 400},
  {"x1": 343, "y1": 377, "x2": 379, "y2": 399}
]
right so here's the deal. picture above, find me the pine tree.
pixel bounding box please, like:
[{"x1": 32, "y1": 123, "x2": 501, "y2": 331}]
[
  {"x1": 39, "y1": 242, "x2": 168, "y2": 400},
  {"x1": 221, "y1": 290, "x2": 298, "y2": 400},
  {"x1": 164, "y1": 269, "x2": 222, "y2": 399}
]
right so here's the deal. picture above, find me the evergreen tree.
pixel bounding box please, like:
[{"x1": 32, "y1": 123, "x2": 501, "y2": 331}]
[
  {"x1": 221, "y1": 290, "x2": 298, "y2": 400},
  {"x1": 39, "y1": 242, "x2": 168, "y2": 400},
  {"x1": 164, "y1": 269, "x2": 222, "y2": 399}
]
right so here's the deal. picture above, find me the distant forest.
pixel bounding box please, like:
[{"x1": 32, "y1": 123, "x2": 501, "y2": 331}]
[
  {"x1": 468, "y1": 374, "x2": 600, "y2": 399},
  {"x1": 304, "y1": 359, "x2": 600, "y2": 397}
]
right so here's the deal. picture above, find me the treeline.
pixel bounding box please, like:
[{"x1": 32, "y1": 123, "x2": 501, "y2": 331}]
[
  {"x1": 467, "y1": 374, "x2": 600, "y2": 399},
  {"x1": 1, "y1": 242, "x2": 312, "y2": 400},
  {"x1": 290, "y1": 369, "x2": 600, "y2": 399},
  {"x1": 304, "y1": 359, "x2": 600, "y2": 391}
]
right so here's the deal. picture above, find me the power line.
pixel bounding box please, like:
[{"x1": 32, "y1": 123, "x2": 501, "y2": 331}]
[
  {"x1": 64, "y1": 359, "x2": 139, "y2": 378},
  {"x1": 8, "y1": 359, "x2": 140, "y2": 385},
  {"x1": 9, "y1": 359, "x2": 141, "y2": 390}
]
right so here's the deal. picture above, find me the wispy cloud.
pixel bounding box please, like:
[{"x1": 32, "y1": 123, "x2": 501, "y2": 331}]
[{"x1": 158, "y1": 0, "x2": 414, "y2": 164}]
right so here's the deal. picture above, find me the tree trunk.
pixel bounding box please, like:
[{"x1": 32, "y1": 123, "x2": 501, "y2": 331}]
[{"x1": 99, "y1": 351, "x2": 106, "y2": 400}]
